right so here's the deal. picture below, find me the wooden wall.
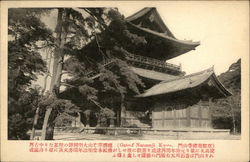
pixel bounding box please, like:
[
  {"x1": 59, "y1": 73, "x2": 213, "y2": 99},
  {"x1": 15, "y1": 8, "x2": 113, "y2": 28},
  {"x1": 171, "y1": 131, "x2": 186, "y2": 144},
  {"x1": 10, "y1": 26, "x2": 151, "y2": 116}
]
[{"x1": 152, "y1": 101, "x2": 211, "y2": 129}]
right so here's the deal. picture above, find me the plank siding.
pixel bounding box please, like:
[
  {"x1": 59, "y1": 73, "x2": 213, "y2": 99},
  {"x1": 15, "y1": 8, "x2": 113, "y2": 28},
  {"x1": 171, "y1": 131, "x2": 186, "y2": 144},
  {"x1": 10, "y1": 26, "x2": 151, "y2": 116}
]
[{"x1": 152, "y1": 100, "x2": 212, "y2": 129}]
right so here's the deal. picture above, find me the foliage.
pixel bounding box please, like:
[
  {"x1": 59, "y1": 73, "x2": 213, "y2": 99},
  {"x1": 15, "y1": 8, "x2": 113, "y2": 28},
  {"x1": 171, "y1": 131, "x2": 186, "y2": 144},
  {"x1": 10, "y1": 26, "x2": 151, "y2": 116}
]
[
  {"x1": 8, "y1": 8, "x2": 54, "y2": 139},
  {"x1": 38, "y1": 94, "x2": 81, "y2": 127},
  {"x1": 218, "y1": 59, "x2": 241, "y2": 92},
  {"x1": 8, "y1": 114, "x2": 30, "y2": 140},
  {"x1": 39, "y1": 95, "x2": 80, "y2": 115},
  {"x1": 8, "y1": 87, "x2": 42, "y2": 139},
  {"x1": 63, "y1": 8, "x2": 146, "y2": 98},
  {"x1": 60, "y1": 9, "x2": 146, "y2": 129},
  {"x1": 211, "y1": 59, "x2": 241, "y2": 133},
  {"x1": 98, "y1": 107, "x2": 115, "y2": 127},
  {"x1": 8, "y1": 7, "x2": 147, "y2": 139}
]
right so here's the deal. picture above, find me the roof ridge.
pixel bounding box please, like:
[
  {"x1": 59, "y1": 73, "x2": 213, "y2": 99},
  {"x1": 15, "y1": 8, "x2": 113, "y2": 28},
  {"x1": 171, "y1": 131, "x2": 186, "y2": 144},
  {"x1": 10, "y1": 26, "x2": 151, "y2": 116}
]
[{"x1": 160, "y1": 67, "x2": 214, "y2": 84}]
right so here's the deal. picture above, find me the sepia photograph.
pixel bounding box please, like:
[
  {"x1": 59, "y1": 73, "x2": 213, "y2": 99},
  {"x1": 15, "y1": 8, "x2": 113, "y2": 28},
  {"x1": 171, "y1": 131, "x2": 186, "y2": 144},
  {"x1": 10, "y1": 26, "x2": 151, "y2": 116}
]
[{"x1": 1, "y1": 1, "x2": 249, "y2": 161}]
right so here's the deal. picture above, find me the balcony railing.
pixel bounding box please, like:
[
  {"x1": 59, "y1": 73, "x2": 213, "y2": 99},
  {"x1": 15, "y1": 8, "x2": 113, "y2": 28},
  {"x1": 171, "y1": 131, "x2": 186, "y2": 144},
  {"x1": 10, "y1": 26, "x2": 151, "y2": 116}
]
[
  {"x1": 125, "y1": 53, "x2": 181, "y2": 72},
  {"x1": 85, "y1": 53, "x2": 182, "y2": 79}
]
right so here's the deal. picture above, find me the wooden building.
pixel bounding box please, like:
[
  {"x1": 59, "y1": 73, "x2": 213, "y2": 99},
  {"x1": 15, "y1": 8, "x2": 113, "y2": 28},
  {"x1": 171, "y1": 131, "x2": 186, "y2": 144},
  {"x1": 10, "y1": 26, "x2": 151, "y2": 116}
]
[
  {"x1": 136, "y1": 67, "x2": 232, "y2": 129},
  {"x1": 119, "y1": 8, "x2": 231, "y2": 129},
  {"x1": 66, "y1": 8, "x2": 231, "y2": 130}
]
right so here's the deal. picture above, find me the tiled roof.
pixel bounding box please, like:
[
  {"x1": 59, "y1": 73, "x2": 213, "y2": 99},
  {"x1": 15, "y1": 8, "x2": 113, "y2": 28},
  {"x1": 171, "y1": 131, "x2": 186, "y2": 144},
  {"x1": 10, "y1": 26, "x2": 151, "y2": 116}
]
[
  {"x1": 125, "y1": 7, "x2": 200, "y2": 60},
  {"x1": 136, "y1": 67, "x2": 232, "y2": 97}
]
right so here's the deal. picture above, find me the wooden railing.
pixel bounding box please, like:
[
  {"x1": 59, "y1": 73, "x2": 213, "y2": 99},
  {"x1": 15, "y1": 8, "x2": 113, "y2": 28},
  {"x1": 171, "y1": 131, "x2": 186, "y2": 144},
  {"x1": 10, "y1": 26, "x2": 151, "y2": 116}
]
[
  {"x1": 85, "y1": 53, "x2": 182, "y2": 79},
  {"x1": 125, "y1": 53, "x2": 181, "y2": 71}
]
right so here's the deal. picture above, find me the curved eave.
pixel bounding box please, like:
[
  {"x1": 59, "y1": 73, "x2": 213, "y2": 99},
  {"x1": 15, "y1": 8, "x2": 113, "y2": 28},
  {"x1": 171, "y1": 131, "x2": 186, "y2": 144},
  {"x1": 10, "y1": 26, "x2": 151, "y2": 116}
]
[
  {"x1": 211, "y1": 73, "x2": 233, "y2": 97},
  {"x1": 127, "y1": 22, "x2": 200, "y2": 60},
  {"x1": 128, "y1": 22, "x2": 200, "y2": 46}
]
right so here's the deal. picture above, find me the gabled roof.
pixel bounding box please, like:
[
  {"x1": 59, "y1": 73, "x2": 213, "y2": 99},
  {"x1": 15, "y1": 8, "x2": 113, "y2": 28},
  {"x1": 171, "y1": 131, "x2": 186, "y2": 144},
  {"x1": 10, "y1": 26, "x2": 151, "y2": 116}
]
[
  {"x1": 136, "y1": 67, "x2": 232, "y2": 98},
  {"x1": 125, "y1": 7, "x2": 200, "y2": 60},
  {"x1": 126, "y1": 8, "x2": 176, "y2": 38}
]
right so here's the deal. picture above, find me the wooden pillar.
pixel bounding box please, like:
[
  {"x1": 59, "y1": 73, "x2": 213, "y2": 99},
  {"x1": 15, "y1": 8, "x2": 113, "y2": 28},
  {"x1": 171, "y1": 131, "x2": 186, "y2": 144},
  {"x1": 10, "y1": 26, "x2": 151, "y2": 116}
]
[
  {"x1": 186, "y1": 106, "x2": 191, "y2": 128},
  {"x1": 120, "y1": 102, "x2": 126, "y2": 127},
  {"x1": 110, "y1": 108, "x2": 115, "y2": 128},
  {"x1": 109, "y1": 117, "x2": 115, "y2": 127},
  {"x1": 173, "y1": 107, "x2": 176, "y2": 128},
  {"x1": 198, "y1": 102, "x2": 202, "y2": 127},
  {"x1": 162, "y1": 106, "x2": 165, "y2": 128},
  {"x1": 119, "y1": 94, "x2": 126, "y2": 127},
  {"x1": 152, "y1": 105, "x2": 155, "y2": 128},
  {"x1": 208, "y1": 98, "x2": 212, "y2": 128},
  {"x1": 116, "y1": 108, "x2": 120, "y2": 127},
  {"x1": 86, "y1": 115, "x2": 90, "y2": 127}
]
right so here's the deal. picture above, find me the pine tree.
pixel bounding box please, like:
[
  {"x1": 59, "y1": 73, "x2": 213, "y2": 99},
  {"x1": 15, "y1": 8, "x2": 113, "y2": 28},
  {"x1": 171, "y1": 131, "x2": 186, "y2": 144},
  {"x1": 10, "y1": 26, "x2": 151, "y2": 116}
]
[
  {"x1": 40, "y1": 8, "x2": 146, "y2": 139},
  {"x1": 8, "y1": 8, "x2": 54, "y2": 139}
]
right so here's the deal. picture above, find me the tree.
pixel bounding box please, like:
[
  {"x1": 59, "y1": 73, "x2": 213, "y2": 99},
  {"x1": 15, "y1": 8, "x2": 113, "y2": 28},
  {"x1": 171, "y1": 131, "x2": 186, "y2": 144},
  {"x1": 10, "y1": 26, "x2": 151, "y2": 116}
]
[
  {"x1": 8, "y1": 86, "x2": 43, "y2": 139},
  {"x1": 211, "y1": 59, "x2": 241, "y2": 133},
  {"x1": 211, "y1": 91, "x2": 241, "y2": 134},
  {"x1": 61, "y1": 8, "x2": 146, "y2": 126},
  {"x1": 8, "y1": 8, "x2": 54, "y2": 139},
  {"x1": 40, "y1": 8, "x2": 146, "y2": 139}
]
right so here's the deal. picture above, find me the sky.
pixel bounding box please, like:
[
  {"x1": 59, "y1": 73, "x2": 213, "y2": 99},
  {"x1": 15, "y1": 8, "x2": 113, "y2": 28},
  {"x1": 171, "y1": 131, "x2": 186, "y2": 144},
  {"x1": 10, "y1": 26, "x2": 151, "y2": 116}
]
[{"x1": 40, "y1": 1, "x2": 248, "y2": 77}]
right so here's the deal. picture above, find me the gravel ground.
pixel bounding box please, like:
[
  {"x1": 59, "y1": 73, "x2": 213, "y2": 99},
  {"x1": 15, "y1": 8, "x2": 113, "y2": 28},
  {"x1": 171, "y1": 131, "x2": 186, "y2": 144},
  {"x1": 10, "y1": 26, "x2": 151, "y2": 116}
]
[
  {"x1": 30, "y1": 130, "x2": 241, "y2": 140},
  {"x1": 53, "y1": 132, "x2": 241, "y2": 140}
]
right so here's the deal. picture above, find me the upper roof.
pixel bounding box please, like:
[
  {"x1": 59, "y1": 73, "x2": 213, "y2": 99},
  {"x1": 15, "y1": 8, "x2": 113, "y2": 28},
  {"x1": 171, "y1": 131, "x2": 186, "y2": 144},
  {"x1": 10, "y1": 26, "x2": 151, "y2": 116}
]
[
  {"x1": 125, "y1": 8, "x2": 200, "y2": 60},
  {"x1": 126, "y1": 8, "x2": 176, "y2": 38},
  {"x1": 136, "y1": 67, "x2": 232, "y2": 98}
]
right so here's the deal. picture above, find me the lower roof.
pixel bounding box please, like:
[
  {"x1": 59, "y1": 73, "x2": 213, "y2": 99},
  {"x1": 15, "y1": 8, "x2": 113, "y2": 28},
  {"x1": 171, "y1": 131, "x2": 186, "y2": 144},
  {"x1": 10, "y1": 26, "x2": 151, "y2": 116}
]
[{"x1": 136, "y1": 67, "x2": 232, "y2": 98}]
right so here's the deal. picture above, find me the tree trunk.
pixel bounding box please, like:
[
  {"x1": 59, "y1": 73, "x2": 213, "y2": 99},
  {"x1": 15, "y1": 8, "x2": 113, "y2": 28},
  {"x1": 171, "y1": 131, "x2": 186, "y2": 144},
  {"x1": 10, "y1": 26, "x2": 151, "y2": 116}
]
[
  {"x1": 230, "y1": 104, "x2": 236, "y2": 134},
  {"x1": 41, "y1": 50, "x2": 52, "y2": 95},
  {"x1": 30, "y1": 107, "x2": 40, "y2": 140},
  {"x1": 109, "y1": 107, "x2": 115, "y2": 127},
  {"x1": 41, "y1": 108, "x2": 52, "y2": 139},
  {"x1": 41, "y1": 108, "x2": 57, "y2": 140},
  {"x1": 41, "y1": 8, "x2": 67, "y2": 140},
  {"x1": 30, "y1": 49, "x2": 53, "y2": 140}
]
